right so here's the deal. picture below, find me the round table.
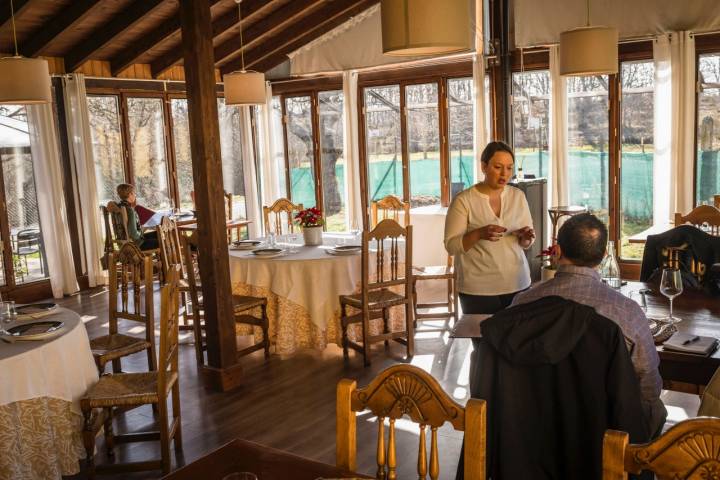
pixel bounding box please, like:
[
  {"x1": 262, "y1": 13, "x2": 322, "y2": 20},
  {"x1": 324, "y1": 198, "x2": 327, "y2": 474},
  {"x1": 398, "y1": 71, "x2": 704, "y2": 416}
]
[
  {"x1": 229, "y1": 234, "x2": 407, "y2": 354},
  {"x1": 0, "y1": 308, "x2": 98, "y2": 479}
]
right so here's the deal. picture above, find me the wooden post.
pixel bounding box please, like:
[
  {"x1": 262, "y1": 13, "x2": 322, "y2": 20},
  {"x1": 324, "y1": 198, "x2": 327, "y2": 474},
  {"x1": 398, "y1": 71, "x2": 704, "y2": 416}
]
[{"x1": 180, "y1": 0, "x2": 242, "y2": 391}]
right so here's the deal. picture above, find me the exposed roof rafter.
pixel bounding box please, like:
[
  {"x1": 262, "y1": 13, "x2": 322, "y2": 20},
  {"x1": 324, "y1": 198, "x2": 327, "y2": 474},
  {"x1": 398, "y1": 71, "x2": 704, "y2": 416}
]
[
  {"x1": 20, "y1": 0, "x2": 103, "y2": 57},
  {"x1": 0, "y1": 0, "x2": 34, "y2": 35}
]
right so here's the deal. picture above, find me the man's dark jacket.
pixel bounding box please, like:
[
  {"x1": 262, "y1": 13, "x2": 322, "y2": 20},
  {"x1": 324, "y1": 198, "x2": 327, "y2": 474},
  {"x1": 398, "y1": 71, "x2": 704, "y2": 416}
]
[{"x1": 459, "y1": 296, "x2": 649, "y2": 480}]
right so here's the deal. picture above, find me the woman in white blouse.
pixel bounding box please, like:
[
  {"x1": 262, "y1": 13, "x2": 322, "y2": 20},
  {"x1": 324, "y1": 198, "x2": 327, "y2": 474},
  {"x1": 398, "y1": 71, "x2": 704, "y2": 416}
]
[{"x1": 444, "y1": 141, "x2": 535, "y2": 314}]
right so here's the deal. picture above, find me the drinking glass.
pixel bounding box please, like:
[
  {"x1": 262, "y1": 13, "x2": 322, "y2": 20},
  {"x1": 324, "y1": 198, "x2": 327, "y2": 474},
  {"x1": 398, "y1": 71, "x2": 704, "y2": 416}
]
[
  {"x1": 222, "y1": 473, "x2": 258, "y2": 480},
  {"x1": 0, "y1": 301, "x2": 10, "y2": 324},
  {"x1": 660, "y1": 268, "x2": 683, "y2": 323},
  {"x1": 350, "y1": 219, "x2": 360, "y2": 243},
  {"x1": 268, "y1": 232, "x2": 276, "y2": 248}
]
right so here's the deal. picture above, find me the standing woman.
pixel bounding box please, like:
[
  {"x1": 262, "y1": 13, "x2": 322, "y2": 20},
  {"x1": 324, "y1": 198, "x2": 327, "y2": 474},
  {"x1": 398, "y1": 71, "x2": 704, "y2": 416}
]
[{"x1": 444, "y1": 141, "x2": 535, "y2": 314}]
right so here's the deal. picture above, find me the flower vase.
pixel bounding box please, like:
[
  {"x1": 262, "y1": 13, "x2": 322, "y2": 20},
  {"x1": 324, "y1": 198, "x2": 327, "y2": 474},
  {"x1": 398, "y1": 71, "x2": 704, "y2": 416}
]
[
  {"x1": 541, "y1": 267, "x2": 556, "y2": 282},
  {"x1": 302, "y1": 225, "x2": 323, "y2": 246}
]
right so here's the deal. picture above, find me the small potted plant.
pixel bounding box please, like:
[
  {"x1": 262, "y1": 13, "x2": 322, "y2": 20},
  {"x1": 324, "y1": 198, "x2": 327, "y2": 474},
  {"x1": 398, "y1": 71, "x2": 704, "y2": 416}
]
[
  {"x1": 538, "y1": 243, "x2": 559, "y2": 281},
  {"x1": 294, "y1": 207, "x2": 324, "y2": 246}
]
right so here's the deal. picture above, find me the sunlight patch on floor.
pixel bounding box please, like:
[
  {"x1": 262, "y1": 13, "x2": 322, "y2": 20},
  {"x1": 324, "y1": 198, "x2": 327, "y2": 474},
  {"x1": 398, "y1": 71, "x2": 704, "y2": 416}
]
[
  {"x1": 410, "y1": 354, "x2": 435, "y2": 373},
  {"x1": 456, "y1": 347, "x2": 472, "y2": 387}
]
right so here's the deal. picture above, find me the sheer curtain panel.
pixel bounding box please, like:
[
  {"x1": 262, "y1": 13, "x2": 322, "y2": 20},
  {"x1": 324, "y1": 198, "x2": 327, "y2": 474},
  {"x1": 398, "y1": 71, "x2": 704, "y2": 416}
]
[
  {"x1": 240, "y1": 106, "x2": 262, "y2": 238},
  {"x1": 342, "y1": 70, "x2": 363, "y2": 230},
  {"x1": 549, "y1": 45, "x2": 569, "y2": 209}
]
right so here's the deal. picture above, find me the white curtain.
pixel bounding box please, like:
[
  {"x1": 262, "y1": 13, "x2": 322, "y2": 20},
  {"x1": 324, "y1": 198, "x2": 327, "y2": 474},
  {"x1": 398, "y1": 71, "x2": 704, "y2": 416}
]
[
  {"x1": 342, "y1": 70, "x2": 363, "y2": 230},
  {"x1": 669, "y1": 32, "x2": 696, "y2": 217},
  {"x1": 548, "y1": 45, "x2": 569, "y2": 209},
  {"x1": 26, "y1": 104, "x2": 79, "y2": 298},
  {"x1": 258, "y1": 82, "x2": 284, "y2": 231},
  {"x1": 240, "y1": 106, "x2": 262, "y2": 238},
  {"x1": 62, "y1": 74, "x2": 105, "y2": 286},
  {"x1": 472, "y1": 53, "x2": 489, "y2": 181},
  {"x1": 653, "y1": 36, "x2": 673, "y2": 226}
]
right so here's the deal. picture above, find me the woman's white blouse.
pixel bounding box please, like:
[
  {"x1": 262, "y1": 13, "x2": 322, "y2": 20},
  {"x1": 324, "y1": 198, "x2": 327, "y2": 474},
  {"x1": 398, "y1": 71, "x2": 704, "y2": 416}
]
[{"x1": 444, "y1": 185, "x2": 533, "y2": 296}]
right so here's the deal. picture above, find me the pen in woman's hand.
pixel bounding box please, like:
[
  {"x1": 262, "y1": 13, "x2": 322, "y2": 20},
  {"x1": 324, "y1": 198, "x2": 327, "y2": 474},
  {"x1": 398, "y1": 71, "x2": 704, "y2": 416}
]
[{"x1": 682, "y1": 336, "x2": 700, "y2": 345}]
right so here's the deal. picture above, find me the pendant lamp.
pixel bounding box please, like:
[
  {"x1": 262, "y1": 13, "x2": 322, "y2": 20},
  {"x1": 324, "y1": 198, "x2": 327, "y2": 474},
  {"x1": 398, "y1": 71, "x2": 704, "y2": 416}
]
[
  {"x1": 381, "y1": 0, "x2": 471, "y2": 57},
  {"x1": 559, "y1": 0, "x2": 617, "y2": 76},
  {"x1": 223, "y1": 0, "x2": 266, "y2": 106},
  {"x1": 0, "y1": 0, "x2": 51, "y2": 104}
]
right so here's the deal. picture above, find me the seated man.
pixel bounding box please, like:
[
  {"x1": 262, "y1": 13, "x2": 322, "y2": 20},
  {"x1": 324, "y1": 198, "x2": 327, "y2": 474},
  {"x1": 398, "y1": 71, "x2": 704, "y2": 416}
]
[
  {"x1": 115, "y1": 183, "x2": 159, "y2": 251},
  {"x1": 513, "y1": 213, "x2": 667, "y2": 438}
]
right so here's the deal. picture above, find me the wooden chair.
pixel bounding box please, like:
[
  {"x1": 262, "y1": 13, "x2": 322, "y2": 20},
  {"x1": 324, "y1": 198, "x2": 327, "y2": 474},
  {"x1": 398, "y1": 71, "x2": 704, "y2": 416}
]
[
  {"x1": 89, "y1": 242, "x2": 156, "y2": 374},
  {"x1": 336, "y1": 364, "x2": 486, "y2": 479},
  {"x1": 156, "y1": 216, "x2": 196, "y2": 331},
  {"x1": 371, "y1": 194, "x2": 410, "y2": 228},
  {"x1": 263, "y1": 198, "x2": 303, "y2": 235},
  {"x1": 674, "y1": 205, "x2": 720, "y2": 236},
  {"x1": 181, "y1": 231, "x2": 270, "y2": 367},
  {"x1": 81, "y1": 265, "x2": 183, "y2": 477},
  {"x1": 603, "y1": 417, "x2": 720, "y2": 479},
  {"x1": 339, "y1": 219, "x2": 414, "y2": 366},
  {"x1": 714, "y1": 194, "x2": 720, "y2": 209}
]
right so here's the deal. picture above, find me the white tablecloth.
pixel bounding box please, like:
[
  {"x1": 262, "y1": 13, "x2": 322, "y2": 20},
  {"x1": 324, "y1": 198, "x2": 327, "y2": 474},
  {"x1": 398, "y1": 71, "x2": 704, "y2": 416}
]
[{"x1": 0, "y1": 308, "x2": 98, "y2": 479}]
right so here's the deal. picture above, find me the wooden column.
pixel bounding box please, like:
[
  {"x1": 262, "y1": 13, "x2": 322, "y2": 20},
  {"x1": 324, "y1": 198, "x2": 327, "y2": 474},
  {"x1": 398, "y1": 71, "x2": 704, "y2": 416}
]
[{"x1": 180, "y1": 0, "x2": 242, "y2": 391}]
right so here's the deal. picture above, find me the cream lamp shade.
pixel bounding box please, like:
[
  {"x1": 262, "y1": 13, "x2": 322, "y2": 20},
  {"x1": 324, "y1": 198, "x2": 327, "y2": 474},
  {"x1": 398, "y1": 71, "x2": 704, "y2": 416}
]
[
  {"x1": 223, "y1": 71, "x2": 266, "y2": 106},
  {"x1": 0, "y1": 56, "x2": 52, "y2": 104},
  {"x1": 559, "y1": 26, "x2": 618, "y2": 76},
  {"x1": 381, "y1": 0, "x2": 471, "y2": 56}
]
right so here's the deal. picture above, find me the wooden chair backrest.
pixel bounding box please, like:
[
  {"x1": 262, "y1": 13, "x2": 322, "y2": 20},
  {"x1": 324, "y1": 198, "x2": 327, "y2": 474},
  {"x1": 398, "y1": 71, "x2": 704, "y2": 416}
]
[
  {"x1": 603, "y1": 418, "x2": 720, "y2": 479},
  {"x1": 362, "y1": 219, "x2": 412, "y2": 296},
  {"x1": 714, "y1": 194, "x2": 720, "y2": 209},
  {"x1": 157, "y1": 216, "x2": 185, "y2": 281},
  {"x1": 108, "y1": 242, "x2": 154, "y2": 335},
  {"x1": 225, "y1": 191, "x2": 233, "y2": 221},
  {"x1": 674, "y1": 205, "x2": 720, "y2": 236},
  {"x1": 371, "y1": 195, "x2": 410, "y2": 228},
  {"x1": 182, "y1": 231, "x2": 202, "y2": 314},
  {"x1": 158, "y1": 264, "x2": 180, "y2": 396},
  {"x1": 106, "y1": 201, "x2": 129, "y2": 242},
  {"x1": 263, "y1": 198, "x2": 303, "y2": 235},
  {"x1": 337, "y1": 364, "x2": 486, "y2": 479}
]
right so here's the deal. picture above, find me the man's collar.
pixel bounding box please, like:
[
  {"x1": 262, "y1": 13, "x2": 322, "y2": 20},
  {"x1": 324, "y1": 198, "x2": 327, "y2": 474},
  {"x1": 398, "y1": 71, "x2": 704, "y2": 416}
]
[{"x1": 556, "y1": 264, "x2": 601, "y2": 280}]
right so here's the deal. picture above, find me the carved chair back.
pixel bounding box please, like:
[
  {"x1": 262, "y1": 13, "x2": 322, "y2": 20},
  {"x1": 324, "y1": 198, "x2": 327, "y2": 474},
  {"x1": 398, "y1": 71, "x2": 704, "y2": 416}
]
[
  {"x1": 362, "y1": 219, "x2": 412, "y2": 298},
  {"x1": 603, "y1": 418, "x2": 720, "y2": 479},
  {"x1": 337, "y1": 364, "x2": 486, "y2": 480},
  {"x1": 714, "y1": 194, "x2": 720, "y2": 209},
  {"x1": 263, "y1": 198, "x2": 303, "y2": 235},
  {"x1": 157, "y1": 216, "x2": 185, "y2": 282},
  {"x1": 158, "y1": 264, "x2": 180, "y2": 396},
  {"x1": 674, "y1": 205, "x2": 720, "y2": 236},
  {"x1": 371, "y1": 195, "x2": 410, "y2": 228}
]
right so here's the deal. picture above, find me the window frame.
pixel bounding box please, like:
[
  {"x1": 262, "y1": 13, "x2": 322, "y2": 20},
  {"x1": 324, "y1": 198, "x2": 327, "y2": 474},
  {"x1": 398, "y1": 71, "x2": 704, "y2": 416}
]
[{"x1": 694, "y1": 34, "x2": 720, "y2": 207}]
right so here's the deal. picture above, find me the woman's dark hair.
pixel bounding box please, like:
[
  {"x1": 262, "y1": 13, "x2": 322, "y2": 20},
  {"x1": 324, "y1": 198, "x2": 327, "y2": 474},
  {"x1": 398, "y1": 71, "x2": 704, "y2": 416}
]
[
  {"x1": 557, "y1": 213, "x2": 608, "y2": 267},
  {"x1": 480, "y1": 141, "x2": 515, "y2": 164}
]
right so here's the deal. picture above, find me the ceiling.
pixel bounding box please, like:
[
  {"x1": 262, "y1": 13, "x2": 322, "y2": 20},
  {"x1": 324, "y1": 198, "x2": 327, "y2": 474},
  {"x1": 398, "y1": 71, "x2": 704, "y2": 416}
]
[{"x1": 0, "y1": 0, "x2": 379, "y2": 77}]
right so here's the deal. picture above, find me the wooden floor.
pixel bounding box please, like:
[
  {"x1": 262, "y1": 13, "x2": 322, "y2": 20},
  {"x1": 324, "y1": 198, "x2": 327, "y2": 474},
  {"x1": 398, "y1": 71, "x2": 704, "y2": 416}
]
[{"x1": 59, "y1": 284, "x2": 700, "y2": 480}]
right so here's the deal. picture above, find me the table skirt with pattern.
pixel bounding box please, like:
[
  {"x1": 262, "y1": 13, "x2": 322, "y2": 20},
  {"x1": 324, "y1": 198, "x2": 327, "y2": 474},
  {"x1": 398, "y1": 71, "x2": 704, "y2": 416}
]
[{"x1": 0, "y1": 397, "x2": 85, "y2": 479}]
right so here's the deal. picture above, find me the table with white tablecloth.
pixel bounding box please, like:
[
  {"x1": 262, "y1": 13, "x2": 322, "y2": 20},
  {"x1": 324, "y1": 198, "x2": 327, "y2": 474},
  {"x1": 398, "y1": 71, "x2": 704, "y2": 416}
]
[
  {"x1": 0, "y1": 308, "x2": 98, "y2": 479},
  {"x1": 229, "y1": 234, "x2": 408, "y2": 355}
]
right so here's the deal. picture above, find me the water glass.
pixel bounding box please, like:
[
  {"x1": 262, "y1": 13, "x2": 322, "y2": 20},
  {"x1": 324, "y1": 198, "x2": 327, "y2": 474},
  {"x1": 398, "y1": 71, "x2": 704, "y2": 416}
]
[
  {"x1": 268, "y1": 232, "x2": 276, "y2": 248},
  {"x1": 660, "y1": 268, "x2": 683, "y2": 323},
  {"x1": 0, "y1": 301, "x2": 13, "y2": 324},
  {"x1": 222, "y1": 473, "x2": 258, "y2": 480}
]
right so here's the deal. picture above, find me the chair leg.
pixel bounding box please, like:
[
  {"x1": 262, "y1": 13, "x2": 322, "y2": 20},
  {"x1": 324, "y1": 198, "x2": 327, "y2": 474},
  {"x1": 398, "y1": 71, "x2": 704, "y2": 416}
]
[
  {"x1": 412, "y1": 278, "x2": 419, "y2": 329},
  {"x1": 103, "y1": 408, "x2": 115, "y2": 456},
  {"x1": 382, "y1": 308, "x2": 390, "y2": 348},
  {"x1": 261, "y1": 304, "x2": 270, "y2": 360},
  {"x1": 111, "y1": 358, "x2": 121, "y2": 374},
  {"x1": 341, "y1": 303, "x2": 349, "y2": 359},
  {"x1": 405, "y1": 301, "x2": 414, "y2": 360},
  {"x1": 172, "y1": 382, "x2": 183, "y2": 452},
  {"x1": 82, "y1": 407, "x2": 97, "y2": 479},
  {"x1": 158, "y1": 398, "x2": 171, "y2": 474},
  {"x1": 362, "y1": 313, "x2": 371, "y2": 367}
]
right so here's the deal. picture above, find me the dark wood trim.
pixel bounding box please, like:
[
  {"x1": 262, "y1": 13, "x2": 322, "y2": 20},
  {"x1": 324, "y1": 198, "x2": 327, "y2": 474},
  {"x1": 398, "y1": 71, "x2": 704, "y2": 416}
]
[
  {"x1": 619, "y1": 261, "x2": 641, "y2": 281},
  {"x1": 618, "y1": 41, "x2": 653, "y2": 62},
  {"x1": 0, "y1": 0, "x2": 34, "y2": 33},
  {"x1": 399, "y1": 83, "x2": 410, "y2": 203},
  {"x1": 357, "y1": 60, "x2": 473, "y2": 85},
  {"x1": 608, "y1": 72, "x2": 620, "y2": 247},
  {"x1": 163, "y1": 93, "x2": 181, "y2": 208},
  {"x1": 270, "y1": 77, "x2": 343, "y2": 96},
  {"x1": 280, "y1": 96, "x2": 292, "y2": 201},
  {"x1": 439, "y1": 80, "x2": 450, "y2": 206},
  {"x1": 694, "y1": 33, "x2": 720, "y2": 55},
  {"x1": 20, "y1": 0, "x2": 102, "y2": 57},
  {"x1": 357, "y1": 85, "x2": 369, "y2": 229},
  {"x1": 510, "y1": 49, "x2": 549, "y2": 71},
  {"x1": 201, "y1": 362, "x2": 246, "y2": 392},
  {"x1": 84, "y1": 78, "x2": 207, "y2": 93},
  {"x1": 1, "y1": 279, "x2": 53, "y2": 304},
  {"x1": 310, "y1": 92, "x2": 323, "y2": 212},
  {"x1": 64, "y1": 0, "x2": 166, "y2": 73}
]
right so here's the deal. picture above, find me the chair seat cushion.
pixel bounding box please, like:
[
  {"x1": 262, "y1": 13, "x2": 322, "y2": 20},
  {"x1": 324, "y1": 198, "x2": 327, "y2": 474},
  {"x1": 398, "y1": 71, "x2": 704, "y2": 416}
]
[
  {"x1": 89, "y1": 334, "x2": 151, "y2": 362},
  {"x1": 340, "y1": 288, "x2": 406, "y2": 309},
  {"x1": 232, "y1": 295, "x2": 267, "y2": 311},
  {"x1": 81, "y1": 371, "x2": 177, "y2": 409},
  {"x1": 413, "y1": 265, "x2": 454, "y2": 279}
]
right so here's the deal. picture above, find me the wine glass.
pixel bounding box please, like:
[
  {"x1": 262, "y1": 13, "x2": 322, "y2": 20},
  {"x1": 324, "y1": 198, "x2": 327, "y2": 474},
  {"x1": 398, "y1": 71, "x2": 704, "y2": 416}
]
[
  {"x1": 660, "y1": 268, "x2": 683, "y2": 324},
  {"x1": 350, "y1": 219, "x2": 360, "y2": 244}
]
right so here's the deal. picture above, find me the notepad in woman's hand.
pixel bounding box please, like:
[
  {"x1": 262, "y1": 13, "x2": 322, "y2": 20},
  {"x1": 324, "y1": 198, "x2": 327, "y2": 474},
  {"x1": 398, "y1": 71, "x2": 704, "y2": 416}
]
[{"x1": 663, "y1": 332, "x2": 719, "y2": 355}]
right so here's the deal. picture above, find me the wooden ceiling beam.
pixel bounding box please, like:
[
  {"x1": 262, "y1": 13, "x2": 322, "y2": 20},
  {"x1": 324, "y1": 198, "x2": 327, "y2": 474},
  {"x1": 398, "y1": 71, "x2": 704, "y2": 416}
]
[
  {"x1": 64, "y1": 0, "x2": 167, "y2": 73},
  {"x1": 213, "y1": 0, "x2": 324, "y2": 67},
  {"x1": 150, "y1": 0, "x2": 270, "y2": 78},
  {"x1": 20, "y1": 0, "x2": 103, "y2": 57},
  {"x1": 110, "y1": 0, "x2": 224, "y2": 76},
  {"x1": 222, "y1": 0, "x2": 377, "y2": 75},
  {"x1": 0, "y1": 0, "x2": 34, "y2": 34}
]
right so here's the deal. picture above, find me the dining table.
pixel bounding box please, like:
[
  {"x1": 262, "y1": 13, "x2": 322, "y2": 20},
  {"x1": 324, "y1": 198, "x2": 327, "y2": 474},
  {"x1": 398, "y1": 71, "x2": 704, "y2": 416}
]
[
  {"x1": 161, "y1": 438, "x2": 370, "y2": 480},
  {"x1": 228, "y1": 233, "x2": 407, "y2": 355},
  {"x1": 451, "y1": 281, "x2": 720, "y2": 392},
  {"x1": 0, "y1": 307, "x2": 98, "y2": 479}
]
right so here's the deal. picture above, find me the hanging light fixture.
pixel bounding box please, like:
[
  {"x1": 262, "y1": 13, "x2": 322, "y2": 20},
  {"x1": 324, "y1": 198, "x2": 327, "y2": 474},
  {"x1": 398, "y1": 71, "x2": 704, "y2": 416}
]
[
  {"x1": 0, "y1": 0, "x2": 51, "y2": 104},
  {"x1": 559, "y1": 0, "x2": 617, "y2": 76},
  {"x1": 223, "y1": 0, "x2": 265, "y2": 106},
  {"x1": 381, "y1": 0, "x2": 471, "y2": 57}
]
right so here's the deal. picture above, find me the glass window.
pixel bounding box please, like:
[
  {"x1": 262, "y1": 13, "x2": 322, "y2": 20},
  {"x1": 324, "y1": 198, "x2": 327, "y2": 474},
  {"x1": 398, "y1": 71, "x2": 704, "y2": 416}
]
[
  {"x1": 285, "y1": 96, "x2": 316, "y2": 208},
  {"x1": 567, "y1": 75, "x2": 610, "y2": 224},
  {"x1": 406, "y1": 83, "x2": 440, "y2": 206},
  {"x1": 0, "y1": 106, "x2": 49, "y2": 285},
  {"x1": 270, "y1": 96, "x2": 288, "y2": 199},
  {"x1": 697, "y1": 53, "x2": 720, "y2": 206},
  {"x1": 318, "y1": 91, "x2": 346, "y2": 231},
  {"x1": 86, "y1": 95, "x2": 125, "y2": 205},
  {"x1": 512, "y1": 70, "x2": 550, "y2": 179},
  {"x1": 364, "y1": 85, "x2": 402, "y2": 202},
  {"x1": 448, "y1": 77, "x2": 474, "y2": 196},
  {"x1": 620, "y1": 61, "x2": 655, "y2": 260},
  {"x1": 170, "y1": 98, "x2": 193, "y2": 210},
  {"x1": 218, "y1": 98, "x2": 248, "y2": 219},
  {"x1": 126, "y1": 97, "x2": 171, "y2": 210}
]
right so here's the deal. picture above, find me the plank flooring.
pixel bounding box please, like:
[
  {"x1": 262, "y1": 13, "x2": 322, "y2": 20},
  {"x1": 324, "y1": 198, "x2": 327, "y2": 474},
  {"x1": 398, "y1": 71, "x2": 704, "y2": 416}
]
[{"x1": 57, "y1": 283, "x2": 700, "y2": 480}]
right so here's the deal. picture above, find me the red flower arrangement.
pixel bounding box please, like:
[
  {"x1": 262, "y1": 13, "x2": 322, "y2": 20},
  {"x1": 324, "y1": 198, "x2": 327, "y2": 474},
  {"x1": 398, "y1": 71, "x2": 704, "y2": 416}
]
[
  {"x1": 294, "y1": 207, "x2": 324, "y2": 228},
  {"x1": 537, "y1": 243, "x2": 559, "y2": 270}
]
